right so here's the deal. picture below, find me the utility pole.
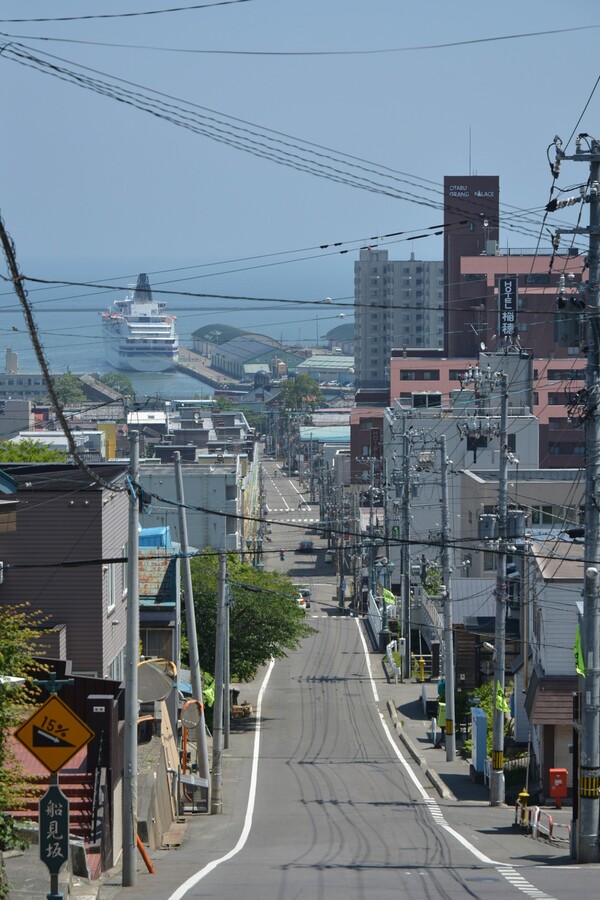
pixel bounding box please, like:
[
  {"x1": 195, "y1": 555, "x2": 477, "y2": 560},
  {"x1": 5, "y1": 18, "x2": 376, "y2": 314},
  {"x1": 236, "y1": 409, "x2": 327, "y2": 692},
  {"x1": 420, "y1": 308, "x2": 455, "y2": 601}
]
[
  {"x1": 490, "y1": 372, "x2": 509, "y2": 806},
  {"x1": 174, "y1": 453, "x2": 210, "y2": 788},
  {"x1": 123, "y1": 430, "x2": 139, "y2": 886},
  {"x1": 549, "y1": 135, "x2": 600, "y2": 860},
  {"x1": 401, "y1": 421, "x2": 412, "y2": 679},
  {"x1": 211, "y1": 550, "x2": 227, "y2": 814},
  {"x1": 224, "y1": 583, "x2": 231, "y2": 750},
  {"x1": 439, "y1": 436, "x2": 456, "y2": 762},
  {"x1": 458, "y1": 363, "x2": 509, "y2": 803},
  {"x1": 337, "y1": 485, "x2": 345, "y2": 610}
]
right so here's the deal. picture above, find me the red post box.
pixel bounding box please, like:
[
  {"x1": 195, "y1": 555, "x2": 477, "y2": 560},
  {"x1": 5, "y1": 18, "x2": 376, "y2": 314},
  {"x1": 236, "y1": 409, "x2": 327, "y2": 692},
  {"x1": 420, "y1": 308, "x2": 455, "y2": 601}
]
[{"x1": 549, "y1": 768, "x2": 568, "y2": 808}]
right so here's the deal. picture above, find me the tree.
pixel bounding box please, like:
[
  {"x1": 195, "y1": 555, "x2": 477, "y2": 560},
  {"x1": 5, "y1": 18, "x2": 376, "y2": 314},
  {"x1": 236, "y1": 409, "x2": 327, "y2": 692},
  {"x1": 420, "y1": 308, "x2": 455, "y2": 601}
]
[
  {"x1": 96, "y1": 372, "x2": 134, "y2": 397},
  {"x1": 0, "y1": 605, "x2": 45, "y2": 867},
  {"x1": 189, "y1": 551, "x2": 314, "y2": 681},
  {"x1": 276, "y1": 374, "x2": 323, "y2": 411},
  {"x1": 0, "y1": 439, "x2": 66, "y2": 463},
  {"x1": 52, "y1": 372, "x2": 85, "y2": 406}
]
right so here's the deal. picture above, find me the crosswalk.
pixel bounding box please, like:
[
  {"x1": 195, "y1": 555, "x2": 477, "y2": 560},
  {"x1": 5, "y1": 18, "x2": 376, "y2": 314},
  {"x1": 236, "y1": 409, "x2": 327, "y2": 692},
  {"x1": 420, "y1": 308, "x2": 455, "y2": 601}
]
[{"x1": 268, "y1": 507, "x2": 314, "y2": 514}]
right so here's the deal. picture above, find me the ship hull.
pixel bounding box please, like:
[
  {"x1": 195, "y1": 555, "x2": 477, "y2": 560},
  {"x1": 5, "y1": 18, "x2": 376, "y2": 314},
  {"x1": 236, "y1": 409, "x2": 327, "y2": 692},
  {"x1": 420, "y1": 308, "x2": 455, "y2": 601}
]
[
  {"x1": 103, "y1": 340, "x2": 178, "y2": 373},
  {"x1": 101, "y1": 274, "x2": 179, "y2": 373}
]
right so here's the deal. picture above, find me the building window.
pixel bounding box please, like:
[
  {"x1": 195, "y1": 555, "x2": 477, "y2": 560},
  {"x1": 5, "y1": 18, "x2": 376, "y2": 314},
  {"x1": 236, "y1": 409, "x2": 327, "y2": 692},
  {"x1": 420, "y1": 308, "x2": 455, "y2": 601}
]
[
  {"x1": 548, "y1": 392, "x2": 568, "y2": 405},
  {"x1": 121, "y1": 543, "x2": 128, "y2": 600},
  {"x1": 400, "y1": 369, "x2": 440, "y2": 381},
  {"x1": 531, "y1": 505, "x2": 554, "y2": 525},
  {"x1": 548, "y1": 369, "x2": 585, "y2": 381},
  {"x1": 141, "y1": 628, "x2": 173, "y2": 661},
  {"x1": 105, "y1": 564, "x2": 117, "y2": 614},
  {"x1": 109, "y1": 649, "x2": 125, "y2": 682},
  {"x1": 483, "y1": 551, "x2": 496, "y2": 571}
]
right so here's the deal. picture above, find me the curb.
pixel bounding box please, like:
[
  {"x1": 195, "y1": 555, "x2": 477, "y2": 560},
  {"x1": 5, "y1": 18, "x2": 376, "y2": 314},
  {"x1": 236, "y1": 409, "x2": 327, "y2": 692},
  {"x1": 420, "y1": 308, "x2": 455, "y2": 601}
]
[{"x1": 386, "y1": 700, "x2": 455, "y2": 801}]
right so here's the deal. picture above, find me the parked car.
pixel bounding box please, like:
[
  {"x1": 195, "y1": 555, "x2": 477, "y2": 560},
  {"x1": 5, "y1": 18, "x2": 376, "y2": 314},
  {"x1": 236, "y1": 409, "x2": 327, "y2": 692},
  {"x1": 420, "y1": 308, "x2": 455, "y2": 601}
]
[
  {"x1": 296, "y1": 540, "x2": 314, "y2": 553},
  {"x1": 294, "y1": 597, "x2": 307, "y2": 613},
  {"x1": 324, "y1": 549, "x2": 335, "y2": 563}
]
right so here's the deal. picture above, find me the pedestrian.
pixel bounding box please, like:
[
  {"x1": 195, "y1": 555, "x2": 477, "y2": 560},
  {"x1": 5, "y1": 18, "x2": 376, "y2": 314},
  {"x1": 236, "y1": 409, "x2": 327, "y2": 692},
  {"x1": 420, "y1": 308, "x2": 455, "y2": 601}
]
[{"x1": 280, "y1": 548, "x2": 285, "y2": 561}]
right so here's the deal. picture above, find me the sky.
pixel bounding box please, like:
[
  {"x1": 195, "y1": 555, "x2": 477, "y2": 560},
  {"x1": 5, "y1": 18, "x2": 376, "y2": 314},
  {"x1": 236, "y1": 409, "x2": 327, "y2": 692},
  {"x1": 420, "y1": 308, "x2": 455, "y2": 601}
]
[{"x1": 1, "y1": 0, "x2": 600, "y2": 349}]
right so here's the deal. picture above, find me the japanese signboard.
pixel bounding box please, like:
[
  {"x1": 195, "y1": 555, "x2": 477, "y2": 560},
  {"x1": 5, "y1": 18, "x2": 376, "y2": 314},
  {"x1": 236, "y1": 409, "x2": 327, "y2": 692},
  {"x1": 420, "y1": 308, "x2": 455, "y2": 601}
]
[
  {"x1": 498, "y1": 276, "x2": 518, "y2": 340},
  {"x1": 39, "y1": 784, "x2": 70, "y2": 874},
  {"x1": 14, "y1": 695, "x2": 94, "y2": 774}
]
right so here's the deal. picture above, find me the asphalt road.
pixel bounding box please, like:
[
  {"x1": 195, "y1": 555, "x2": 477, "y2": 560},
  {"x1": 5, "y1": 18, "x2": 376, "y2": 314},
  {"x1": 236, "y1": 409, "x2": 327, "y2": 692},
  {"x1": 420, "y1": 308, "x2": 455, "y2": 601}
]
[
  {"x1": 100, "y1": 460, "x2": 600, "y2": 900},
  {"x1": 106, "y1": 609, "x2": 593, "y2": 900}
]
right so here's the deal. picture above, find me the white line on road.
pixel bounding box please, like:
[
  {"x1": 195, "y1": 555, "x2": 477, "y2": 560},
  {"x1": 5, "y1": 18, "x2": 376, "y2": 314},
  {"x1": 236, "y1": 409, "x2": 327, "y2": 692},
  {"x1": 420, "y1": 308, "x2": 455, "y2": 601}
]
[
  {"x1": 166, "y1": 658, "x2": 276, "y2": 900},
  {"x1": 167, "y1": 625, "x2": 557, "y2": 900},
  {"x1": 354, "y1": 618, "x2": 558, "y2": 900}
]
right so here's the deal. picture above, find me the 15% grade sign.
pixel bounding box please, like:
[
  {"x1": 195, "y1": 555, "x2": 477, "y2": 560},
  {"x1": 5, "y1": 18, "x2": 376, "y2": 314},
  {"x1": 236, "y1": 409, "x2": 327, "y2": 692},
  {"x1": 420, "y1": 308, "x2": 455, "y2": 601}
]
[{"x1": 14, "y1": 694, "x2": 95, "y2": 887}]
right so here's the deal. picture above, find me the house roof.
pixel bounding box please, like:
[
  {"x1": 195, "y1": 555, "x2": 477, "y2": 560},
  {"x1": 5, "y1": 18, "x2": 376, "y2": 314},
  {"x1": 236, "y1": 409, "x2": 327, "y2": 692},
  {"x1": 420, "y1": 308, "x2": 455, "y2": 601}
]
[
  {"x1": 297, "y1": 355, "x2": 354, "y2": 370},
  {"x1": 323, "y1": 322, "x2": 354, "y2": 340},
  {"x1": 192, "y1": 324, "x2": 280, "y2": 347},
  {"x1": 531, "y1": 538, "x2": 584, "y2": 582},
  {"x1": 214, "y1": 337, "x2": 285, "y2": 364},
  {"x1": 524, "y1": 669, "x2": 577, "y2": 724},
  {"x1": 191, "y1": 324, "x2": 247, "y2": 343},
  {"x1": 0, "y1": 462, "x2": 128, "y2": 491},
  {"x1": 299, "y1": 425, "x2": 350, "y2": 443}
]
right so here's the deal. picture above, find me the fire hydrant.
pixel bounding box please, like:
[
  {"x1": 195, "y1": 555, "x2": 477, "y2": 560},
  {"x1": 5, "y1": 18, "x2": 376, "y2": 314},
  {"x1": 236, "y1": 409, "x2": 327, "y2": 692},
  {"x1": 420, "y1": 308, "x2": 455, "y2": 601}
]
[
  {"x1": 418, "y1": 657, "x2": 426, "y2": 683},
  {"x1": 517, "y1": 789, "x2": 529, "y2": 827}
]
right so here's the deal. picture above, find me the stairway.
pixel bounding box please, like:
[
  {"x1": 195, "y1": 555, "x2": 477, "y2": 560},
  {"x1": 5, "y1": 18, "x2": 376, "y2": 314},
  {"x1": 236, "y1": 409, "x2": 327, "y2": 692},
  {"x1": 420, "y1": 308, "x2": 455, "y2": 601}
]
[{"x1": 10, "y1": 769, "x2": 96, "y2": 842}]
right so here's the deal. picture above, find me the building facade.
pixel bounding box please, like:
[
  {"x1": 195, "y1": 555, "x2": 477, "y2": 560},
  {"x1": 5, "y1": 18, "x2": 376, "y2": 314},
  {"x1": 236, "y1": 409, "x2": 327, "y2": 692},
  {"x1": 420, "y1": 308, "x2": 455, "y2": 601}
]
[
  {"x1": 0, "y1": 463, "x2": 129, "y2": 679},
  {"x1": 443, "y1": 175, "x2": 500, "y2": 357},
  {"x1": 354, "y1": 249, "x2": 444, "y2": 390}
]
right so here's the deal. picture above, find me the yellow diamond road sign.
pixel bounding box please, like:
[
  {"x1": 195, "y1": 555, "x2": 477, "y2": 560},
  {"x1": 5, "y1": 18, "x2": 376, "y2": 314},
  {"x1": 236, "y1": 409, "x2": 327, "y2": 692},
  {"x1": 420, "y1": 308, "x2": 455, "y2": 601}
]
[{"x1": 14, "y1": 695, "x2": 95, "y2": 774}]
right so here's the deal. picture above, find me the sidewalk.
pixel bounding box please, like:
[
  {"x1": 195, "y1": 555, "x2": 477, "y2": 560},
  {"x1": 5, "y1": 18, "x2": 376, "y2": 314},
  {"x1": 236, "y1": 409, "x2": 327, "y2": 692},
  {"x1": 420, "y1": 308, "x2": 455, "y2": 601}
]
[
  {"x1": 4, "y1": 629, "x2": 575, "y2": 898},
  {"x1": 374, "y1": 649, "x2": 574, "y2": 849}
]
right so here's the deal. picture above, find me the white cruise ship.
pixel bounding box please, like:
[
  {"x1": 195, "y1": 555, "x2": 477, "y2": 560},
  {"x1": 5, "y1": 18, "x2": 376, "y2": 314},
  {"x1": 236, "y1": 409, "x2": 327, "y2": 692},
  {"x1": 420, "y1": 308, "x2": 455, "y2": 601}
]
[{"x1": 102, "y1": 274, "x2": 179, "y2": 372}]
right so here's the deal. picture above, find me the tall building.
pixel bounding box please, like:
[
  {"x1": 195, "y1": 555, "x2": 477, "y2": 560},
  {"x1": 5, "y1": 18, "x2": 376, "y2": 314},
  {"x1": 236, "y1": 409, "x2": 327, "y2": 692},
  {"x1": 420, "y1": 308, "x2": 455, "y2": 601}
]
[
  {"x1": 443, "y1": 175, "x2": 500, "y2": 357},
  {"x1": 354, "y1": 248, "x2": 444, "y2": 390}
]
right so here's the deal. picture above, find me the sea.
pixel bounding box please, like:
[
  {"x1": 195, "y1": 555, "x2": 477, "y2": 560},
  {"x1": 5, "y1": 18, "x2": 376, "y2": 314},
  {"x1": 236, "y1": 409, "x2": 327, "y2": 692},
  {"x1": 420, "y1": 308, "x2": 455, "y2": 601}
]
[{"x1": 0, "y1": 260, "x2": 351, "y2": 401}]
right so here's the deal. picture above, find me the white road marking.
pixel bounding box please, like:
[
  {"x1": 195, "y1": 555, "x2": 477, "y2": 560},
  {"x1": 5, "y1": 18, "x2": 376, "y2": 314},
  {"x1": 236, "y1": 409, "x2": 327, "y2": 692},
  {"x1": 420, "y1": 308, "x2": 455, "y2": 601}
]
[
  {"x1": 167, "y1": 622, "x2": 559, "y2": 900},
  {"x1": 166, "y1": 659, "x2": 276, "y2": 900},
  {"x1": 354, "y1": 619, "x2": 559, "y2": 900}
]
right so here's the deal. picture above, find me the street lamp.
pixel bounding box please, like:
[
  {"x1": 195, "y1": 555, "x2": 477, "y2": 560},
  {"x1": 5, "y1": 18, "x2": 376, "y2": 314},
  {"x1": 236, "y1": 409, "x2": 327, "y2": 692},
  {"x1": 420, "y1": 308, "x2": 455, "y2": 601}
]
[{"x1": 245, "y1": 536, "x2": 253, "y2": 564}]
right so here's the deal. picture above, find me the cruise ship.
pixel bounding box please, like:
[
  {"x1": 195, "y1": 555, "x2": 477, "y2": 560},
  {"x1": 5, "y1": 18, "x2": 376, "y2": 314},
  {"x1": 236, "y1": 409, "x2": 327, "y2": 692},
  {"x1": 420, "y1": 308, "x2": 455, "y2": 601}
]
[{"x1": 102, "y1": 274, "x2": 179, "y2": 372}]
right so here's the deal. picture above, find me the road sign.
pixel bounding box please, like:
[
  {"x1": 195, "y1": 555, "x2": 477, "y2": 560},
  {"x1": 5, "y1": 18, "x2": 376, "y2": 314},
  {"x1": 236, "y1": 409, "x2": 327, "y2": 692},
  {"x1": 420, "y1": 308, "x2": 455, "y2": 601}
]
[
  {"x1": 14, "y1": 694, "x2": 94, "y2": 773},
  {"x1": 39, "y1": 784, "x2": 70, "y2": 875},
  {"x1": 340, "y1": 579, "x2": 347, "y2": 591}
]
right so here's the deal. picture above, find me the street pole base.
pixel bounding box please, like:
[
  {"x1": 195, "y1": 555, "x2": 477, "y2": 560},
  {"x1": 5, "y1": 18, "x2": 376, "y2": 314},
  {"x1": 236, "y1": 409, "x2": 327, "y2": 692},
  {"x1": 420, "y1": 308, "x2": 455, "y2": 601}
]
[
  {"x1": 489, "y1": 769, "x2": 505, "y2": 806},
  {"x1": 379, "y1": 630, "x2": 390, "y2": 653}
]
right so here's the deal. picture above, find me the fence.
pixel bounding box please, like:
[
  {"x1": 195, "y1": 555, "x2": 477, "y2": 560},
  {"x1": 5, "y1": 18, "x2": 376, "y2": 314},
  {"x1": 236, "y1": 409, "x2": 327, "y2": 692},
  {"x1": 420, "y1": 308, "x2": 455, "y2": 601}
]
[{"x1": 514, "y1": 800, "x2": 571, "y2": 844}]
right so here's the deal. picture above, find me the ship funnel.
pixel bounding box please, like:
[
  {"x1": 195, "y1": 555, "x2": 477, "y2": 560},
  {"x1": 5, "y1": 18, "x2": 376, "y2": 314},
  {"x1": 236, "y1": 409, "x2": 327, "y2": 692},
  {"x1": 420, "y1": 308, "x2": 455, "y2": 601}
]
[{"x1": 133, "y1": 273, "x2": 152, "y2": 303}]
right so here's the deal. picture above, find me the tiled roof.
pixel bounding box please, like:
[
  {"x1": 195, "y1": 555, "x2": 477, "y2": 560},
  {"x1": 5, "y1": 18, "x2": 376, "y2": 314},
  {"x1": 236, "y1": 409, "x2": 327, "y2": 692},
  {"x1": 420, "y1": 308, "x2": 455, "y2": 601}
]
[{"x1": 524, "y1": 669, "x2": 577, "y2": 724}]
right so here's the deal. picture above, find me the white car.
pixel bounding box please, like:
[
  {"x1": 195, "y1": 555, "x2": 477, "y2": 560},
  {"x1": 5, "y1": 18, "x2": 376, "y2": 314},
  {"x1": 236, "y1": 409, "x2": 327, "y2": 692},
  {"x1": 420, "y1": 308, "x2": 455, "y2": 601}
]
[
  {"x1": 294, "y1": 597, "x2": 307, "y2": 613},
  {"x1": 293, "y1": 586, "x2": 311, "y2": 608}
]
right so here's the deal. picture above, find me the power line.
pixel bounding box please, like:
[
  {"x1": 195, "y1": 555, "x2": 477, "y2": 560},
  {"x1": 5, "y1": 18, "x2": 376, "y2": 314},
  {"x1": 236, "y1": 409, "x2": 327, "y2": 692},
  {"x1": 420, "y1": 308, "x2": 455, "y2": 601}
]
[
  {"x1": 0, "y1": 1, "x2": 251, "y2": 24},
  {"x1": 3, "y1": 22, "x2": 597, "y2": 54}
]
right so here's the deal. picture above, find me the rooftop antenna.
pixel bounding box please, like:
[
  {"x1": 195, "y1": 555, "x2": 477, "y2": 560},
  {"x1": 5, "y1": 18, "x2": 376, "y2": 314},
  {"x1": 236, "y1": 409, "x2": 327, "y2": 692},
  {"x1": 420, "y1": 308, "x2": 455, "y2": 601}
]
[{"x1": 469, "y1": 125, "x2": 472, "y2": 176}]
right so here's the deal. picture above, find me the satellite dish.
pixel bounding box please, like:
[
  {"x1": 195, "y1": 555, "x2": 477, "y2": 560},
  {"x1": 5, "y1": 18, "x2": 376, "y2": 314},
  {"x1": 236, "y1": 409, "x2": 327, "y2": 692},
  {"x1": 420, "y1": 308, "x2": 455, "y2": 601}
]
[
  {"x1": 137, "y1": 660, "x2": 172, "y2": 702},
  {"x1": 480, "y1": 342, "x2": 486, "y2": 351}
]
